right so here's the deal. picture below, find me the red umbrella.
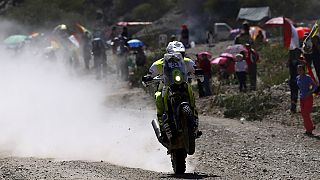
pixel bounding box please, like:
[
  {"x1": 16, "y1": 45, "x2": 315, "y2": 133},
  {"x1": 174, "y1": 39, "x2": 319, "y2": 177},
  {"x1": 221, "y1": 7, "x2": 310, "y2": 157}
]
[
  {"x1": 265, "y1": 17, "x2": 293, "y2": 26},
  {"x1": 296, "y1": 27, "x2": 311, "y2": 40},
  {"x1": 224, "y1": 44, "x2": 247, "y2": 56},
  {"x1": 198, "y1": 51, "x2": 212, "y2": 59},
  {"x1": 211, "y1": 57, "x2": 228, "y2": 65},
  {"x1": 220, "y1": 53, "x2": 234, "y2": 60}
]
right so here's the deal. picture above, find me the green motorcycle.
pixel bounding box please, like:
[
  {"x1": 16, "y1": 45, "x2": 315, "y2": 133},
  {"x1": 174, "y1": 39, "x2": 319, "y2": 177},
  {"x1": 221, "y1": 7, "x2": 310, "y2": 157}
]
[{"x1": 143, "y1": 53, "x2": 203, "y2": 174}]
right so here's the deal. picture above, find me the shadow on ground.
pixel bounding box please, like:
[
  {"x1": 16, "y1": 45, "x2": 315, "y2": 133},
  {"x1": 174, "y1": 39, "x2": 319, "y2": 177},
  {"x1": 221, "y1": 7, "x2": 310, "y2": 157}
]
[{"x1": 162, "y1": 172, "x2": 220, "y2": 179}]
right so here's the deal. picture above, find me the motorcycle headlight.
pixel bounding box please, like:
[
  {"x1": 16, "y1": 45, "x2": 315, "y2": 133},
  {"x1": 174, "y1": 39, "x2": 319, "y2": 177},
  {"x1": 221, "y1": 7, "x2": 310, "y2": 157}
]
[{"x1": 175, "y1": 75, "x2": 182, "y2": 82}]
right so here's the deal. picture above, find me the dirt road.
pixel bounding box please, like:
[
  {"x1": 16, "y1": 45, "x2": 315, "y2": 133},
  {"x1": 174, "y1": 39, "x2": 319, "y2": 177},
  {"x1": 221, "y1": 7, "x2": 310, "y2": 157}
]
[{"x1": 1, "y1": 87, "x2": 320, "y2": 180}]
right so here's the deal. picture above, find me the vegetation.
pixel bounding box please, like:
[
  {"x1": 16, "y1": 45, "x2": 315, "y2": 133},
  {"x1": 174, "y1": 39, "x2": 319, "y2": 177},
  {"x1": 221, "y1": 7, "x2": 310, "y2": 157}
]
[
  {"x1": 214, "y1": 91, "x2": 277, "y2": 121},
  {"x1": 6, "y1": 0, "x2": 86, "y2": 27},
  {"x1": 257, "y1": 43, "x2": 289, "y2": 88}
]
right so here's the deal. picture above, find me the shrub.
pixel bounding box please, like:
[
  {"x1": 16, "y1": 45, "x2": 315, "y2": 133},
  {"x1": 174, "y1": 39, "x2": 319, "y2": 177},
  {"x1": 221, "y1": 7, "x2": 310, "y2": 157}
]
[
  {"x1": 214, "y1": 91, "x2": 277, "y2": 121},
  {"x1": 257, "y1": 43, "x2": 289, "y2": 88}
]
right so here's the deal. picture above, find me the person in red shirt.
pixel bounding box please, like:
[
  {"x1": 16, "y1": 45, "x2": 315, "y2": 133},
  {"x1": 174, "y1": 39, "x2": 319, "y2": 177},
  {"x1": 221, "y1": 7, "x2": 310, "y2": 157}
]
[
  {"x1": 244, "y1": 43, "x2": 259, "y2": 90},
  {"x1": 196, "y1": 53, "x2": 212, "y2": 97}
]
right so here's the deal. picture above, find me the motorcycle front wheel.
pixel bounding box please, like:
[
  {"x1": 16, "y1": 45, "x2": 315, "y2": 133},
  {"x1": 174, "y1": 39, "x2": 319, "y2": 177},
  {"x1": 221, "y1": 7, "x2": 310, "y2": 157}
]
[
  {"x1": 171, "y1": 148, "x2": 186, "y2": 174},
  {"x1": 180, "y1": 104, "x2": 196, "y2": 155}
]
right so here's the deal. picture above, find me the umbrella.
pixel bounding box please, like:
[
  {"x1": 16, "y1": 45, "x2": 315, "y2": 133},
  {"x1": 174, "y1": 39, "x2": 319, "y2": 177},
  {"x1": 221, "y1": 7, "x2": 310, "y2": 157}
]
[
  {"x1": 265, "y1": 17, "x2": 293, "y2": 26},
  {"x1": 117, "y1": 21, "x2": 152, "y2": 26},
  {"x1": 224, "y1": 44, "x2": 247, "y2": 56},
  {"x1": 3, "y1": 35, "x2": 28, "y2": 44},
  {"x1": 220, "y1": 53, "x2": 234, "y2": 59},
  {"x1": 198, "y1": 51, "x2": 212, "y2": 59},
  {"x1": 211, "y1": 57, "x2": 228, "y2": 65},
  {"x1": 127, "y1": 39, "x2": 144, "y2": 48},
  {"x1": 75, "y1": 23, "x2": 91, "y2": 34}
]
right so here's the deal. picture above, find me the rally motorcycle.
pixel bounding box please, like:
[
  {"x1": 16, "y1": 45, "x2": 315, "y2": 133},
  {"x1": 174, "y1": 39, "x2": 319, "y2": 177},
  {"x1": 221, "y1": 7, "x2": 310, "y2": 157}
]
[{"x1": 142, "y1": 53, "x2": 203, "y2": 174}]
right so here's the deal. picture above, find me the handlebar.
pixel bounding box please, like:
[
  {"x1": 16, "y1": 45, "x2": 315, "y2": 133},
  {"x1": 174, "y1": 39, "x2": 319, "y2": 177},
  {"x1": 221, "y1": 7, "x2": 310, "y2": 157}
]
[{"x1": 142, "y1": 73, "x2": 204, "y2": 87}]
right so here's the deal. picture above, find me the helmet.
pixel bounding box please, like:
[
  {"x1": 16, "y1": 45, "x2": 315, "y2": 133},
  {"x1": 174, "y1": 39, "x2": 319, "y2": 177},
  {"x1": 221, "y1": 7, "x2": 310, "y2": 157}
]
[{"x1": 166, "y1": 41, "x2": 185, "y2": 53}]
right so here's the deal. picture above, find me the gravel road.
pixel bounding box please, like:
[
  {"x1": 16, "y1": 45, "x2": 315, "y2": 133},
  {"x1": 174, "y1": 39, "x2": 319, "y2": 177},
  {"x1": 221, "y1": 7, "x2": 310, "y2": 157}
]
[{"x1": 1, "y1": 87, "x2": 320, "y2": 180}]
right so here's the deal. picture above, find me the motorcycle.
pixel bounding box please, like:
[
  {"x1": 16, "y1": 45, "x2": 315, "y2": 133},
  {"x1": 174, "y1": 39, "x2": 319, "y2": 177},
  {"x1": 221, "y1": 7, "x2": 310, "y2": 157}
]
[{"x1": 142, "y1": 53, "x2": 203, "y2": 174}]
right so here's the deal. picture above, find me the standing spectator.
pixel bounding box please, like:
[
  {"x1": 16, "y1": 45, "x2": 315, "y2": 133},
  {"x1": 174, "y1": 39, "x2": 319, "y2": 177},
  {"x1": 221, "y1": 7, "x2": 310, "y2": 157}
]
[
  {"x1": 288, "y1": 48, "x2": 303, "y2": 113},
  {"x1": 81, "y1": 31, "x2": 92, "y2": 70},
  {"x1": 92, "y1": 37, "x2": 107, "y2": 79},
  {"x1": 180, "y1": 24, "x2": 190, "y2": 48},
  {"x1": 244, "y1": 43, "x2": 259, "y2": 90},
  {"x1": 108, "y1": 26, "x2": 118, "y2": 40},
  {"x1": 112, "y1": 35, "x2": 129, "y2": 80},
  {"x1": 121, "y1": 26, "x2": 128, "y2": 38},
  {"x1": 195, "y1": 54, "x2": 205, "y2": 97},
  {"x1": 235, "y1": 53, "x2": 248, "y2": 92},
  {"x1": 296, "y1": 64, "x2": 317, "y2": 135},
  {"x1": 255, "y1": 30, "x2": 264, "y2": 49},
  {"x1": 234, "y1": 21, "x2": 253, "y2": 46},
  {"x1": 196, "y1": 53, "x2": 212, "y2": 97},
  {"x1": 303, "y1": 33, "x2": 320, "y2": 82},
  {"x1": 135, "y1": 46, "x2": 146, "y2": 67},
  {"x1": 308, "y1": 35, "x2": 320, "y2": 83}
]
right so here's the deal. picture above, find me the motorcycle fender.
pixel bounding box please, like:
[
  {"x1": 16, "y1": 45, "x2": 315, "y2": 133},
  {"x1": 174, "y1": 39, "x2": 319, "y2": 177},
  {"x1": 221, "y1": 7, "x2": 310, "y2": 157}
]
[{"x1": 175, "y1": 102, "x2": 190, "y2": 130}]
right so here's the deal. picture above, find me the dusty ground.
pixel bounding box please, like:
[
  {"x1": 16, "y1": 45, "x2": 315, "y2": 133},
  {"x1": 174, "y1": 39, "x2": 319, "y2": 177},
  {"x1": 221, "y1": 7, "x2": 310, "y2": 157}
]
[{"x1": 1, "y1": 85, "x2": 320, "y2": 180}]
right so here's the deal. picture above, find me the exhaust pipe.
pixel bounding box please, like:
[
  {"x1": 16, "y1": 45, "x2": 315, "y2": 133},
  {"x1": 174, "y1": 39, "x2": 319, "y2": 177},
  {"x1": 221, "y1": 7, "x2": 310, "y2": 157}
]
[
  {"x1": 151, "y1": 119, "x2": 161, "y2": 141},
  {"x1": 152, "y1": 119, "x2": 170, "y2": 149}
]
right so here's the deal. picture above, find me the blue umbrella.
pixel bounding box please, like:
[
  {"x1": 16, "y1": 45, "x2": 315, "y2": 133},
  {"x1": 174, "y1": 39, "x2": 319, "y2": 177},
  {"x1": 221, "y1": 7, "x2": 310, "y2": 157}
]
[
  {"x1": 127, "y1": 39, "x2": 144, "y2": 48},
  {"x1": 3, "y1": 35, "x2": 28, "y2": 44}
]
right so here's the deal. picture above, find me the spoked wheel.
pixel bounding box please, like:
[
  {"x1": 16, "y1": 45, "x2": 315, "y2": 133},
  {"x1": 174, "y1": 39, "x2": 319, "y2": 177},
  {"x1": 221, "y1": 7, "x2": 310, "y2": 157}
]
[
  {"x1": 171, "y1": 148, "x2": 186, "y2": 174},
  {"x1": 180, "y1": 104, "x2": 196, "y2": 155}
]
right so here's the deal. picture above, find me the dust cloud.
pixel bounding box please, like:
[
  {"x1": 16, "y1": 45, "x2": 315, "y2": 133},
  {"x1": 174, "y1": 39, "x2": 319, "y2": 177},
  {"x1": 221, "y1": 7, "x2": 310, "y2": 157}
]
[{"x1": 0, "y1": 24, "x2": 179, "y2": 172}]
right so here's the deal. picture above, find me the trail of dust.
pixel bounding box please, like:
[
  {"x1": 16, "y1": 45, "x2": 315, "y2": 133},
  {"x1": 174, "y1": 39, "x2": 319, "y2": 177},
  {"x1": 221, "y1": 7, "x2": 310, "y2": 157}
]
[{"x1": 0, "y1": 49, "x2": 173, "y2": 172}]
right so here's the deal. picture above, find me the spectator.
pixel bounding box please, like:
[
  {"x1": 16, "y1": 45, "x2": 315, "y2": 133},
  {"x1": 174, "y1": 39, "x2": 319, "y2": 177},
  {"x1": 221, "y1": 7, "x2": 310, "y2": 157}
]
[
  {"x1": 195, "y1": 54, "x2": 205, "y2": 97},
  {"x1": 81, "y1": 31, "x2": 92, "y2": 70},
  {"x1": 296, "y1": 64, "x2": 317, "y2": 135},
  {"x1": 235, "y1": 53, "x2": 248, "y2": 92},
  {"x1": 244, "y1": 43, "x2": 259, "y2": 90},
  {"x1": 180, "y1": 24, "x2": 190, "y2": 48},
  {"x1": 135, "y1": 46, "x2": 146, "y2": 67},
  {"x1": 255, "y1": 30, "x2": 264, "y2": 49},
  {"x1": 308, "y1": 35, "x2": 320, "y2": 83},
  {"x1": 197, "y1": 53, "x2": 212, "y2": 97},
  {"x1": 121, "y1": 26, "x2": 128, "y2": 38},
  {"x1": 109, "y1": 26, "x2": 118, "y2": 40},
  {"x1": 288, "y1": 48, "x2": 303, "y2": 113},
  {"x1": 112, "y1": 35, "x2": 129, "y2": 80},
  {"x1": 234, "y1": 21, "x2": 253, "y2": 46},
  {"x1": 92, "y1": 37, "x2": 107, "y2": 79}
]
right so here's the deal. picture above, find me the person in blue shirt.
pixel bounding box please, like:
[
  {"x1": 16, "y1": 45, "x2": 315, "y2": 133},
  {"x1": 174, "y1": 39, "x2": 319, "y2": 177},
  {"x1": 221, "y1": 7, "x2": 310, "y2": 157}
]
[{"x1": 296, "y1": 64, "x2": 317, "y2": 135}]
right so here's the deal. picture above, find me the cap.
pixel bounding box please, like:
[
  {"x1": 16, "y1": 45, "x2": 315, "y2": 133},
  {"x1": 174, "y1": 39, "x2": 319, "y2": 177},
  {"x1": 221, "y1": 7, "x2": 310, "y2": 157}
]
[{"x1": 235, "y1": 53, "x2": 243, "y2": 59}]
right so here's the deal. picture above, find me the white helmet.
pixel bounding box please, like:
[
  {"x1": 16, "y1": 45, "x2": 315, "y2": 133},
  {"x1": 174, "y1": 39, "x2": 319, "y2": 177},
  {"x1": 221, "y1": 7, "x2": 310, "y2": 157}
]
[{"x1": 166, "y1": 41, "x2": 185, "y2": 53}]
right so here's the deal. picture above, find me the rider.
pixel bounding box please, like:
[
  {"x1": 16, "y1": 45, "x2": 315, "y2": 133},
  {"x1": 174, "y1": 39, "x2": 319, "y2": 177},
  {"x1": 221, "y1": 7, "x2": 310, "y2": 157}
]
[{"x1": 146, "y1": 41, "x2": 201, "y2": 140}]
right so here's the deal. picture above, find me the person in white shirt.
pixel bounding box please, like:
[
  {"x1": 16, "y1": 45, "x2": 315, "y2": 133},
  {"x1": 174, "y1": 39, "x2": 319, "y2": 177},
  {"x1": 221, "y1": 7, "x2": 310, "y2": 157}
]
[{"x1": 235, "y1": 53, "x2": 248, "y2": 92}]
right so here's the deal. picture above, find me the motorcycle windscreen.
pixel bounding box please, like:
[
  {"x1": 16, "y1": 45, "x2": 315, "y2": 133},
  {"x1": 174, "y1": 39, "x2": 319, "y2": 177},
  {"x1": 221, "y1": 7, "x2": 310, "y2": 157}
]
[{"x1": 163, "y1": 53, "x2": 188, "y2": 85}]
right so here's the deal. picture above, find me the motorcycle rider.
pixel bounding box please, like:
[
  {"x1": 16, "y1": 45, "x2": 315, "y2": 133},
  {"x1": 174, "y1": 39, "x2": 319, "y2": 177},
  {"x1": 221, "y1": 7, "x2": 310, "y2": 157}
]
[{"x1": 145, "y1": 41, "x2": 201, "y2": 142}]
